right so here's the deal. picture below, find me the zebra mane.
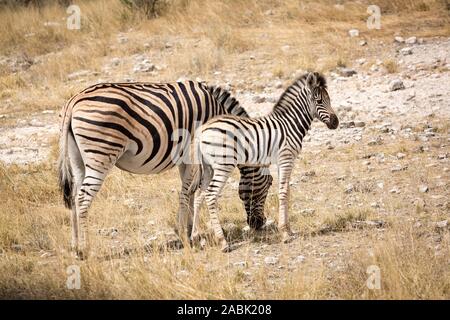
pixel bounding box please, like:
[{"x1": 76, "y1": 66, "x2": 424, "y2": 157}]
[
  {"x1": 272, "y1": 72, "x2": 327, "y2": 112},
  {"x1": 207, "y1": 85, "x2": 249, "y2": 117}
]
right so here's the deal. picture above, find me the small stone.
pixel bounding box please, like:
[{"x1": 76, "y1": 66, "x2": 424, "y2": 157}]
[
  {"x1": 400, "y1": 47, "x2": 413, "y2": 55},
  {"x1": 338, "y1": 68, "x2": 357, "y2": 77},
  {"x1": 300, "y1": 208, "x2": 315, "y2": 215},
  {"x1": 67, "y1": 70, "x2": 90, "y2": 81},
  {"x1": 370, "y1": 64, "x2": 379, "y2": 72},
  {"x1": 264, "y1": 256, "x2": 279, "y2": 265},
  {"x1": 29, "y1": 119, "x2": 45, "y2": 127},
  {"x1": 357, "y1": 58, "x2": 366, "y2": 65},
  {"x1": 389, "y1": 187, "x2": 400, "y2": 194},
  {"x1": 11, "y1": 244, "x2": 23, "y2": 252},
  {"x1": 370, "y1": 202, "x2": 380, "y2": 208},
  {"x1": 436, "y1": 220, "x2": 448, "y2": 229},
  {"x1": 345, "y1": 184, "x2": 354, "y2": 194},
  {"x1": 176, "y1": 270, "x2": 190, "y2": 277},
  {"x1": 117, "y1": 35, "x2": 128, "y2": 44},
  {"x1": 233, "y1": 261, "x2": 247, "y2": 267},
  {"x1": 389, "y1": 79, "x2": 405, "y2": 91},
  {"x1": 252, "y1": 95, "x2": 266, "y2": 103},
  {"x1": 396, "y1": 153, "x2": 406, "y2": 159},
  {"x1": 419, "y1": 185, "x2": 429, "y2": 193},
  {"x1": 359, "y1": 40, "x2": 367, "y2": 46},
  {"x1": 274, "y1": 80, "x2": 283, "y2": 89},
  {"x1": 348, "y1": 29, "x2": 359, "y2": 37},
  {"x1": 295, "y1": 255, "x2": 306, "y2": 263},
  {"x1": 133, "y1": 59, "x2": 156, "y2": 73},
  {"x1": 391, "y1": 164, "x2": 408, "y2": 172},
  {"x1": 354, "y1": 121, "x2": 365, "y2": 128},
  {"x1": 405, "y1": 36, "x2": 417, "y2": 44},
  {"x1": 394, "y1": 36, "x2": 405, "y2": 43},
  {"x1": 340, "y1": 121, "x2": 355, "y2": 129},
  {"x1": 110, "y1": 57, "x2": 120, "y2": 66}
]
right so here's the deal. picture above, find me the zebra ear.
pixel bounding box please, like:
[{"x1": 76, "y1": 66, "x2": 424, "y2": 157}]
[{"x1": 306, "y1": 72, "x2": 317, "y2": 89}]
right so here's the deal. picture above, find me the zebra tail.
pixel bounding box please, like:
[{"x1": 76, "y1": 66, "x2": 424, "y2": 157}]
[{"x1": 58, "y1": 99, "x2": 74, "y2": 209}]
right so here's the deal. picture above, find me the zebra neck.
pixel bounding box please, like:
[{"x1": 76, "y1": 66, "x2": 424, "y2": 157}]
[{"x1": 268, "y1": 100, "x2": 313, "y2": 146}]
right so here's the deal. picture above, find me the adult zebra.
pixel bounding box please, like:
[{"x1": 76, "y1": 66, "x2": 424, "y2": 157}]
[
  {"x1": 58, "y1": 80, "x2": 272, "y2": 259},
  {"x1": 189, "y1": 72, "x2": 339, "y2": 251}
]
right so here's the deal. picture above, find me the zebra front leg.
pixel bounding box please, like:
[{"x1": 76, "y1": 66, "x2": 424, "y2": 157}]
[
  {"x1": 177, "y1": 163, "x2": 195, "y2": 243},
  {"x1": 277, "y1": 153, "x2": 296, "y2": 243},
  {"x1": 191, "y1": 190, "x2": 205, "y2": 244},
  {"x1": 204, "y1": 164, "x2": 234, "y2": 252}
]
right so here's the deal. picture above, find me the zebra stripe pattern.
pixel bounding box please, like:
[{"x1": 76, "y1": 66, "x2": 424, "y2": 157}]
[
  {"x1": 58, "y1": 80, "x2": 272, "y2": 259},
  {"x1": 189, "y1": 72, "x2": 339, "y2": 251}
]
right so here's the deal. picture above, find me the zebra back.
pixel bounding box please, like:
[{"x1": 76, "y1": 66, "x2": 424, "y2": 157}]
[{"x1": 206, "y1": 85, "x2": 248, "y2": 118}]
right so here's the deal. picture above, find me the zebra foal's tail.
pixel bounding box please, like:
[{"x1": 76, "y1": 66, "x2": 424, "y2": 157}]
[{"x1": 58, "y1": 98, "x2": 75, "y2": 209}]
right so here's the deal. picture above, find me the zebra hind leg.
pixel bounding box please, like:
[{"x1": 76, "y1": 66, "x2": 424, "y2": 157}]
[
  {"x1": 204, "y1": 164, "x2": 234, "y2": 252},
  {"x1": 74, "y1": 153, "x2": 119, "y2": 260},
  {"x1": 67, "y1": 133, "x2": 85, "y2": 255}
]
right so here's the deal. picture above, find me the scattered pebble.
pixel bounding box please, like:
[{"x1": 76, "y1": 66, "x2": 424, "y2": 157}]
[
  {"x1": 389, "y1": 79, "x2": 405, "y2": 91},
  {"x1": 264, "y1": 256, "x2": 279, "y2": 265},
  {"x1": 348, "y1": 29, "x2": 359, "y2": 37}
]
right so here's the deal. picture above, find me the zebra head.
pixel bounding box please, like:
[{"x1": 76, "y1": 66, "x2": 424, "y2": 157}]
[
  {"x1": 306, "y1": 72, "x2": 339, "y2": 130},
  {"x1": 238, "y1": 167, "x2": 273, "y2": 230}
]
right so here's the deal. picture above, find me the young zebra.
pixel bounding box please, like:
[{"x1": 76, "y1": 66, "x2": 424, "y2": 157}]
[
  {"x1": 189, "y1": 72, "x2": 339, "y2": 251},
  {"x1": 58, "y1": 80, "x2": 272, "y2": 259}
]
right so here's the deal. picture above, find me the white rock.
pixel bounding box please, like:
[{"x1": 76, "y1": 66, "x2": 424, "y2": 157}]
[
  {"x1": 389, "y1": 79, "x2": 405, "y2": 91},
  {"x1": 357, "y1": 58, "x2": 366, "y2": 65},
  {"x1": 419, "y1": 185, "x2": 429, "y2": 193},
  {"x1": 252, "y1": 95, "x2": 266, "y2": 103},
  {"x1": 394, "y1": 36, "x2": 405, "y2": 43},
  {"x1": 274, "y1": 80, "x2": 283, "y2": 89},
  {"x1": 110, "y1": 57, "x2": 121, "y2": 67},
  {"x1": 338, "y1": 68, "x2": 357, "y2": 77},
  {"x1": 348, "y1": 29, "x2": 359, "y2": 37},
  {"x1": 67, "y1": 70, "x2": 90, "y2": 81},
  {"x1": 436, "y1": 220, "x2": 448, "y2": 229},
  {"x1": 233, "y1": 261, "x2": 247, "y2": 267},
  {"x1": 295, "y1": 255, "x2": 306, "y2": 263},
  {"x1": 405, "y1": 36, "x2": 417, "y2": 44},
  {"x1": 400, "y1": 47, "x2": 413, "y2": 55},
  {"x1": 133, "y1": 60, "x2": 156, "y2": 73},
  {"x1": 389, "y1": 187, "x2": 400, "y2": 194},
  {"x1": 264, "y1": 256, "x2": 279, "y2": 265}
]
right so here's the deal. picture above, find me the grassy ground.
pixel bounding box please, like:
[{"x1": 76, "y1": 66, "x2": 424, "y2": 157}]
[{"x1": 0, "y1": 0, "x2": 449, "y2": 299}]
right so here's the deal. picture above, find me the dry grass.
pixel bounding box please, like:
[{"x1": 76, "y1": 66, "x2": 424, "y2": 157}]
[{"x1": 1, "y1": 133, "x2": 449, "y2": 299}]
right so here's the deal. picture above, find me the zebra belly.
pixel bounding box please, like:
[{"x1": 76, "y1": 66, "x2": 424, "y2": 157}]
[{"x1": 115, "y1": 151, "x2": 177, "y2": 174}]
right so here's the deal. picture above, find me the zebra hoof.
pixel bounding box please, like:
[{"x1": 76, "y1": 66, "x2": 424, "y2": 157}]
[
  {"x1": 281, "y1": 231, "x2": 297, "y2": 244},
  {"x1": 75, "y1": 249, "x2": 88, "y2": 260},
  {"x1": 220, "y1": 239, "x2": 231, "y2": 253}
]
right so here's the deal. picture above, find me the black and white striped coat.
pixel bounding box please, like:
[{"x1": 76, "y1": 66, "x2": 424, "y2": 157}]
[
  {"x1": 189, "y1": 72, "x2": 339, "y2": 251},
  {"x1": 58, "y1": 80, "x2": 272, "y2": 258}
]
